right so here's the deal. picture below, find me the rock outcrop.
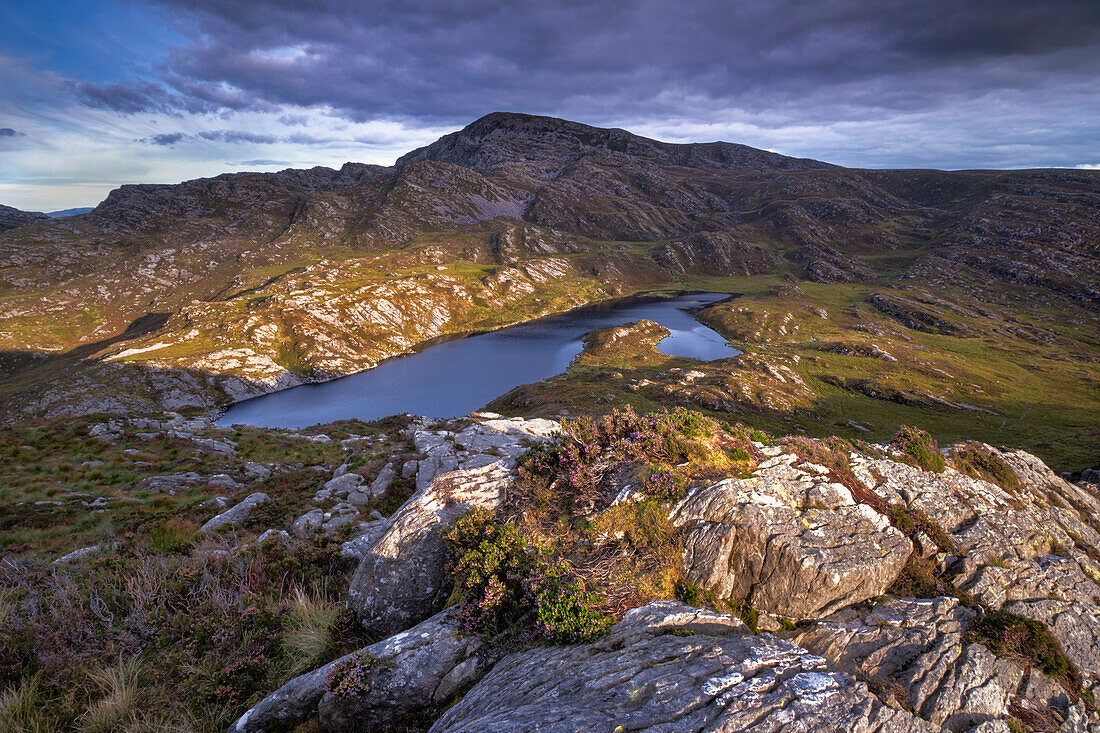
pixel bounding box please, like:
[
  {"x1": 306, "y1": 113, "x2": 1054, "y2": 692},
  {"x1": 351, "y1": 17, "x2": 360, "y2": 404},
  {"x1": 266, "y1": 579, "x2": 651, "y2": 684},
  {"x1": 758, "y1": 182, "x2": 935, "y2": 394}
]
[
  {"x1": 0, "y1": 203, "x2": 49, "y2": 232},
  {"x1": 795, "y1": 597, "x2": 1025, "y2": 731},
  {"x1": 671, "y1": 452, "x2": 912, "y2": 619},
  {"x1": 201, "y1": 492, "x2": 269, "y2": 532},
  {"x1": 233, "y1": 421, "x2": 1100, "y2": 732},
  {"x1": 347, "y1": 414, "x2": 555, "y2": 636}
]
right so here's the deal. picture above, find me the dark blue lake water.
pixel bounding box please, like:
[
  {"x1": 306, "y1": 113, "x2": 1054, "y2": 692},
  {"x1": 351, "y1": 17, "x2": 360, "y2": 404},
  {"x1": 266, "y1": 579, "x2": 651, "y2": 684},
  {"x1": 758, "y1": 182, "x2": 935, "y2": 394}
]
[{"x1": 217, "y1": 292, "x2": 739, "y2": 428}]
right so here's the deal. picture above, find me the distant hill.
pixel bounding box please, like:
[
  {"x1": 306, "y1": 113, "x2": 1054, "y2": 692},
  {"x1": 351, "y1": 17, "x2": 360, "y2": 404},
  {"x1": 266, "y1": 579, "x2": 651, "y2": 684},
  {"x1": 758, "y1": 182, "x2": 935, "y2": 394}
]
[
  {"x1": 0, "y1": 203, "x2": 49, "y2": 232},
  {"x1": 47, "y1": 207, "x2": 94, "y2": 218}
]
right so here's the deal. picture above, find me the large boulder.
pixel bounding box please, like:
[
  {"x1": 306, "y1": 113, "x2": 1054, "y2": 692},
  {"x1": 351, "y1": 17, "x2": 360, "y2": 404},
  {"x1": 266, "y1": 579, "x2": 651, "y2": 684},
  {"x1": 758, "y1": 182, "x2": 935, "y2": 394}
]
[
  {"x1": 429, "y1": 600, "x2": 934, "y2": 733},
  {"x1": 346, "y1": 460, "x2": 512, "y2": 636},
  {"x1": 670, "y1": 453, "x2": 911, "y2": 619},
  {"x1": 345, "y1": 415, "x2": 556, "y2": 636},
  {"x1": 229, "y1": 607, "x2": 489, "y2": 733}
]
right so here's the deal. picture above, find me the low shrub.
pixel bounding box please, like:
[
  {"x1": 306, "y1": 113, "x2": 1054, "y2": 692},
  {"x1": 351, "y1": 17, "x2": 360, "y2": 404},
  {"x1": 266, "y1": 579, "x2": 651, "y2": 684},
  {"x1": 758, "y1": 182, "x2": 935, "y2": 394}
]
[
  {"x1": 512, "y1": 406, "x2": 740, "y2": 522},
  {"x1": 324, "y1": 650, "x2": 386, "y2": 699},
  {"x1": 966, "y1": 610, "x2": 1080, "y2": 689},
  {"x1": 950, "y1": 442, "x2": 1021, "y2": 492},
  {"x1": 890, "y1": 426, "x2": 945, "y2": 473},
  {"x1": 0, "y1": 530, "x2": 370, "y2": 730}
]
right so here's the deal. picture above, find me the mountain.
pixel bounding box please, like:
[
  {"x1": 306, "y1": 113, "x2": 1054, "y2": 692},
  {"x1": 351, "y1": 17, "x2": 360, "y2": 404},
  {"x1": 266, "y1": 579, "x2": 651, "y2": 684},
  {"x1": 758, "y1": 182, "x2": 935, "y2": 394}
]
[
  {"x1": 0, "y1": 112, "x2": 1096, "y2": 465},
  {"x1": 0, "y1": 203, "x2": 49, "y2": 232}
]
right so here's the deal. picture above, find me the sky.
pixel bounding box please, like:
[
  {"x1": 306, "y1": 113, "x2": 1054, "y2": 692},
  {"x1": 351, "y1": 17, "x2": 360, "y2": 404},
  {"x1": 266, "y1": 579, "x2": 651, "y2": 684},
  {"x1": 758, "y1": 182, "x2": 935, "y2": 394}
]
[{"x1": 1, "y1": 0, "x2": 1098, "y2": 211}]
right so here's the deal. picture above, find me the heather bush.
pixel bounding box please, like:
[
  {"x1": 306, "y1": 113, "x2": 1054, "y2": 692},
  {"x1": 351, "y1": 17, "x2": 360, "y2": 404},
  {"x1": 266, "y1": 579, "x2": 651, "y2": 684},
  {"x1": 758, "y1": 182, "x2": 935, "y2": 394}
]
[
  {"x1": 513, "y1": 406, "x2": 735, "y2": 521},
  {"x1": 530, "y1": 564, "x2": 611, "y2": 644},
  {"x1": 443, "y1": 508, "x2": 611, "y2": 644},
  {"x1": 325, "y1": 650, "x2": 388, "y2": 699}
]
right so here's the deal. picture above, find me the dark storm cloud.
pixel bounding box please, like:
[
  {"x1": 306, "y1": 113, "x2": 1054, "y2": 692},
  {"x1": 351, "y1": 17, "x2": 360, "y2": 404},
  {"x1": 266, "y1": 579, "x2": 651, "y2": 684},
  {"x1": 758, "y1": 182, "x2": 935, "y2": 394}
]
[
  {"x1": 0, "y1": 128, "x2": 19, "y2": 137},
  {"x1": 82, "y1": 0, "x2": 1098, "y2": 126}
]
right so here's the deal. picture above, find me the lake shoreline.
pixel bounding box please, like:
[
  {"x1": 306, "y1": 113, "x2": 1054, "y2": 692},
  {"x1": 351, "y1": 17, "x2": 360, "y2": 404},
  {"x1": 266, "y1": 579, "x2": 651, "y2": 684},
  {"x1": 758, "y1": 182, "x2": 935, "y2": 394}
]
[{"x1": 215, "y1": 290, "x2": 741, "y2": 429}]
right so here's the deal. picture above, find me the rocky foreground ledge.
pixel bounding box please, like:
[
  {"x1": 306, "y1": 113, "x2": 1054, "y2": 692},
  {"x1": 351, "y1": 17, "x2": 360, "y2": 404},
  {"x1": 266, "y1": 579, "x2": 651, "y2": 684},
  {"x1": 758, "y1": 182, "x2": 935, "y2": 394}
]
[{"x1": 227, "y1": 410, "x2": 1100, "y2": 733}]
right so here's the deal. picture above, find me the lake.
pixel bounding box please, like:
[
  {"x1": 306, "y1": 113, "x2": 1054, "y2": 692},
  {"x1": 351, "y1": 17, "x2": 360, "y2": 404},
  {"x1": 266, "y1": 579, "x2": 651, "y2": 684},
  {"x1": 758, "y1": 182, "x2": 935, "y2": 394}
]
[{"x1": 216, "y1": 292, "x2": 739, "y2": 428}]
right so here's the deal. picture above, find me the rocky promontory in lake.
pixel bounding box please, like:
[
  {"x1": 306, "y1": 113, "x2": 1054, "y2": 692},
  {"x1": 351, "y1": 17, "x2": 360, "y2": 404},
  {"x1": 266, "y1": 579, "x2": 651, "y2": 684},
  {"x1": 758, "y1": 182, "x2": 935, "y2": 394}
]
[{"x1": 0, "y1": 114, "x2": 1097, "y2": 731}]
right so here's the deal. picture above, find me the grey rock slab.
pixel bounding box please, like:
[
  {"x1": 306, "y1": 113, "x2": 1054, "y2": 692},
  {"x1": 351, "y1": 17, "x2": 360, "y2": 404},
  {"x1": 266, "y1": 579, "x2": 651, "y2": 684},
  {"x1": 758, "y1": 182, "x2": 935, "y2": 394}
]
[
  {"x1": 430, "y1": 601, "x2": 933, "y2": 733},
  {"x1": 135, "y1": 471, "x2": 204, "y2": 493},
  {"x1": 369, "y1": 463, "x2": 395, "y2": 497},
  {"x1": 347, "y1": 459, "x2": 511, "y2": 637},
  {"x1": 202, "y1": 492, "x2": 269, "y2": 532},
  {"x1": 207, "y1": 473, "x2": 242, "y2": 489},
  {"x1": 88, "y1": 422, "x2": 123, "y2": 443},
  {"x1": 244, "y1": 462, "x2": 272, "y2": 480},
  {"x1": 54, "y1": 544, "x2": 110, "y2": 564},
  {"x1": 795, "y1": 597, "x2": 1036, "y2": 731},
  {"x1": 193, "y1": 436, "x2": 238, "y2": 454},
  {"x1": 257, "y1": 529, "x2": 289, "y2": 545},
  {"x1": 323, "y1": 472, "x2": 362, "y2": 496},
  {"x1": 321, "y1": 514, "x2": 359, "y2": 533},
  {"x1": 346, "y1": 490, "x2": 372, "y2": 508},
  {"x1": 317, "y1": 607, "x2": 492, "y2": 730}
]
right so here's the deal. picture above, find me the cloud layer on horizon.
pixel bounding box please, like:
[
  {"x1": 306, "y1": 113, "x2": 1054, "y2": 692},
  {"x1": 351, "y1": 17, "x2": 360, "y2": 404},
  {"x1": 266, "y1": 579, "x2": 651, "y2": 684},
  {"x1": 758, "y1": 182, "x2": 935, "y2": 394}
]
[{"x1": 1, "y1": 0, "x2": 1098, "y2": 209}]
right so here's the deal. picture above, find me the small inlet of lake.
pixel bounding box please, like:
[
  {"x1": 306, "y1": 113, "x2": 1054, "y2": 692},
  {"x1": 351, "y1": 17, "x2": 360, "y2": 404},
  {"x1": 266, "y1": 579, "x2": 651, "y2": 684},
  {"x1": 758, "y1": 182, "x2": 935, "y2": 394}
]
[{"x1": 217, "y1": 292, "x2": 740, "y2": 429}]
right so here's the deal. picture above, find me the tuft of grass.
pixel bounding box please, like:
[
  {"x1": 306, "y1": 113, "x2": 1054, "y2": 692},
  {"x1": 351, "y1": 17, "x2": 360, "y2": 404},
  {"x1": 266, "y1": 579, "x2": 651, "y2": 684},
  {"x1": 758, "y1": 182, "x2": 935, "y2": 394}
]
[
  {"x1": 0, "y1": 674, "x2": 53, "y2": 732},
  {"x1": 77, "y1": 657, "x2": 143, "y2": 733},
  {"x1": 282, "y1": 588, "x2": 341, "y2": 676},
  {"x1": 146, "y1": 518, "x2": 200, "y2": 554}
]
